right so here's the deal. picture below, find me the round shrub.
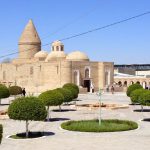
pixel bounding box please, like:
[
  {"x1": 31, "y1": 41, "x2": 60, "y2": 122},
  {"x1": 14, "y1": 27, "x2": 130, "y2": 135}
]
[
  {"x1": 63, "y1": 83, "x2": 79, "y2": 93},
  {"x1": 39, "y1": 90, "x2": 64, "y2": 107},
  {"x1": 9, "y1": 86, "x2": 22, "y2": 96},
  {"x1": 55, "y1": 88, "x2": 73, "y2": 103},
  {"x1": 0, "y1": 84, "x2": 10, "y2": 104},
  {"x1": 139, "y1": 90, "x2": 150, "y2": 106},
  {"x1": 8, "y1": 97, "x2": 47, "y2": 121},
  {"x1": 63, "y1": 83, "x2": 79, "y2": 99},
  {"x1": 0, "y1": 124, "x2": 2, "y2": 144},
  {"x1": 8, "y1": 96, "x2": 47, "y2": 138},
  {"x1": 126, "y1": 83, "x2": 143, "y2": 97},
  {"x1": 130, "y1": 89, "x2": 146, "y2": 104}
]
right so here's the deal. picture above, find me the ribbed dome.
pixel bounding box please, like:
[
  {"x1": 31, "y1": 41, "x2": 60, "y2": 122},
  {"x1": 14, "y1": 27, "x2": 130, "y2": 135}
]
[
  {"x1": 66, "y1": 51, "x2": 89, "y2": 61},
  {"x1": 45, "y1": 51, "x2": 66, "y2": 62},
  {"x1": 34, "y1": 51, "x2": 48, "y2": 58},
  {"x1": 52, "y1": 40, "x2": 63, "y2": 46},
  {"x1": 19, "y1": 19, "x2": 41, "y2": 44}
]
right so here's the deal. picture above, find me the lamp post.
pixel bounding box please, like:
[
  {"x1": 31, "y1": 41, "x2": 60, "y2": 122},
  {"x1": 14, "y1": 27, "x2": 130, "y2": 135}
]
[{"x1": 98, "y1": 88, "x2": 103, "y2": 125}]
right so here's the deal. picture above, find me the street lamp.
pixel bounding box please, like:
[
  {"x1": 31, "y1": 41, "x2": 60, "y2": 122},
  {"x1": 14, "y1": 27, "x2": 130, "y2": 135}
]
[{"x1": 97, "y1": 88, "x2": 104, "y2": 125}]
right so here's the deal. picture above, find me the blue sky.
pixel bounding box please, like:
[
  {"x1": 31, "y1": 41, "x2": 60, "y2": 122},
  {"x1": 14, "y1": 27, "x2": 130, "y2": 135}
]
[{"x1": 0, "y1": 0, "x2": 150, "y2": 64}]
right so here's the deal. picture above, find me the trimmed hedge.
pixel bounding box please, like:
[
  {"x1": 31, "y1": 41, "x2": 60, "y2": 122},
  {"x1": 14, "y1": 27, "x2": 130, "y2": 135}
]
[
  {"x1": 39, "y1": 90, "x2": 64, "y2": 107},
  {"x1": 0, "y1": 124, "x2": 2, "y2": 144},
  {"x1": 8, "y1": 97, "x2": 47, "y2": 121},
  {"x1": 0, "y1": 84, "x2": 10, "y2": 99},
  {"x1": 8, "y1": 97, "x2": 47, "y2": 138},
  {"x1": 0, "y1": 84, "x2": 10, "y2": 104},
  {"x1": 126, "y1": 83, "x2": 143, "y2": 97},
  {"x1": 9, "y1": 86, "x2": 22, "y2": 96},
  {"x1": 139, "y1": 90, "x2": 150, "y2": 106},
  {"x1": 55, "y1": 88, "x2": 73, "y2": 103},
  {"x1": 63, "y1": 83, "x2": 79, "y2": 99},
  {"x1": 130, "y1": 89, "x2": 146, "y2": 104}
]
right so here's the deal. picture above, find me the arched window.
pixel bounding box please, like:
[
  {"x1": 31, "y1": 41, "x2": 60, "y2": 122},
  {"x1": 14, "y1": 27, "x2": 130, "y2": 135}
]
[
  {"x1": 61, "y1": 45, "x2": 64, "y2": 51},
  {"x1": 56, "y1": 46, "x2": 59, "y2": 51},
  {"x1": 124, "y1": 81, "x2": 127, "y2": 87},
  {"x1": 85, "y1": 68, "x2": 90, "y2": 78},
  {"x1": 118, "y1": 81, "x2": 122, "y2": 86},
  {"x1": 130, "y1": 81, "x2": 134, "y2": 85},
  {"x1": 136, "y1": 81, "x2": 140, "y2": 84}
]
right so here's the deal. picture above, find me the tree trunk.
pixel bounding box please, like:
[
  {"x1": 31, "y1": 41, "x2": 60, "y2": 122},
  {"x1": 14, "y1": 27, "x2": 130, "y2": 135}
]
[
  {"x1": 26, "y1": 120, "x2": 29, "y2": 138},
  {"x1": 59, "y1": 105, "x2": 61, "y2": 112},
  {"x1": 141, "y1": 105, "x2": 143, "y2": 112},
  {"x1": 0, "y1": 99, "x2": 1, "y2": 105}
]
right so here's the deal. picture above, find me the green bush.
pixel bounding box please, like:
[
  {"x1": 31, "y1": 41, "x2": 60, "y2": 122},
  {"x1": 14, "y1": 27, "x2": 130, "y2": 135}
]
[
  {"x1": 55, "y1": 88, "x2": 73, "y2": 103},
  {"x1": 139, "y1": 90, "x2": 150, "y2": 106},
  {"x1": 63, "y1": 83, "x2": 79, "y2": 99},
  {"x1": 126, "y1": 83, "x2": 143, "y2": 97},
  {"x1": 39, "y1": 90, "x2": 64, "y2": 107},
  {"x1": 9, "y1": 86, "x2": 22, "y2": 96},
  {"x1": 8, "y1": 97, "x2": 47, "y2": 137},
  {"x1": 130, "y1": 89, "x2": 146, "y2": 104},
  {"x1": 0, "y1": 84, "x2": 10, "y2": 104},
  {"x1": 39, "y1": 90, "x2": 64, "y2": 119},
  {"x1": 0, "y1": 124, "x2": 2, "y2": 144}
]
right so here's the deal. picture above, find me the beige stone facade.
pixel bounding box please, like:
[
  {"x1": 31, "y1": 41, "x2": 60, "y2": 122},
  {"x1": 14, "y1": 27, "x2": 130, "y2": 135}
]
[{"x1": 0, "y1": 20, "x2": 114, "y2": 93}]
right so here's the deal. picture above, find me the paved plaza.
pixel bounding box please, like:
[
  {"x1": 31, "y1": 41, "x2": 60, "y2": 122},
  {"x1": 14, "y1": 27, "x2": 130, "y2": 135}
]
[{"x1": 0, "y1": 92, "x2": 150, "y2": 150}]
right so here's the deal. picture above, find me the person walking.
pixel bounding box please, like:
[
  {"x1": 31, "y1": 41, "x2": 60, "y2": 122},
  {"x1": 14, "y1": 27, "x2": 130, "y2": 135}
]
[
  {"x1": 111, "y1": 86, "x2": 114, "y2": 94},
  {"x1": 22, "y1": 88, "x2": 26, "y2": 97}
]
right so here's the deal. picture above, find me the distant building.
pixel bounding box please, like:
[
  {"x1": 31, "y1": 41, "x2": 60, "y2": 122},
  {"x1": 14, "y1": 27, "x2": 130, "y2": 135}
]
[
  {"x1": 114, "y1": 64, "x2": 150, "y2": 89},
  {"x1": 0, "y1": 20, "x2": 114, "y2": 93}
]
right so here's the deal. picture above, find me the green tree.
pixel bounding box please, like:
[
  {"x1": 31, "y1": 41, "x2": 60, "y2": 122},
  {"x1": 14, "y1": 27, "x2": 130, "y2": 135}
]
[
  {"x1": 63, "y1": 83, "x2": 79, "y2": 99},
  {"x1": 139, "y1": 90, "x2": 150, "y2": 106},
  {"x1": 0, "y1": 84, "x2": 10, "y2": 104},
  {"x1": 130, "y1": 89, "x2": 146, "y2": 104},
  {"x1": 8, "y1": 97, "x2": 47, "y2": 138},
  {"x1": 55, "y1": 88, "x2": 73, "y2": 104},
  {"x1": 126, "y1": 83, "x2": 143, "y2": 97},
  {"x1": 9, "y1": 86, "x2": 22, "y2": 98},
  {"x1": 39, "y1": 90, "x2": 64, "y2": 120}
]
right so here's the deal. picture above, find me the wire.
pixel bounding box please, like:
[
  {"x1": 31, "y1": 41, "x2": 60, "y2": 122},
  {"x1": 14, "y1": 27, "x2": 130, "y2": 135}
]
[
  {"x1": 41, "y1": 5, "x2": 99, "y2": 40},
  {"x1": 0, "y1": 10, "x2": 150, "y2": 59}
]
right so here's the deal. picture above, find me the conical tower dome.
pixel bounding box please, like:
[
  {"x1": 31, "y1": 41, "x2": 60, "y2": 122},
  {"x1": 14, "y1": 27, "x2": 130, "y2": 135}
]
[
  {"x1": 18, "y1": 19, "x2": 41, "y2": 59},
  {"x1": 19, "y1": 19, "x2": 41, "y2": 44}
]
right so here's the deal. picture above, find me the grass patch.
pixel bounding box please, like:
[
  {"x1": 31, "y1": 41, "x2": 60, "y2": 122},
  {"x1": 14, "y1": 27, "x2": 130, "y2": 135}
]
[
  {"x1": 61, "y1": 119, "x2": 138, "y2": 132},
  {"x1": 9, "y1": 132, "x2": 44, "y2": 139}
]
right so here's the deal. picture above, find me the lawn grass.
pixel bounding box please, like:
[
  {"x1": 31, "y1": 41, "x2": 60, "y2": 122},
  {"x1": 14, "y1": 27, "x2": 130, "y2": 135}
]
[
  {"x1": 61, "y1": 119, "x2": 138, "y2": 132},
  {"x1": 9, "y1": 132, "x2": 44, "y2": 139}
]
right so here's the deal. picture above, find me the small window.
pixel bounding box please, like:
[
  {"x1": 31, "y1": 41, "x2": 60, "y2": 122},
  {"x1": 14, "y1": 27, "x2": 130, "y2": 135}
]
[
  {"x1": 85, "y1": 68, "x2": 90, "y2": 78},
  {"x1": 61, "y1": 45, "x2": 64, "y2": 51},
  {"x1": 56, "y1": 46, "x2": 59, "y2": 51}
]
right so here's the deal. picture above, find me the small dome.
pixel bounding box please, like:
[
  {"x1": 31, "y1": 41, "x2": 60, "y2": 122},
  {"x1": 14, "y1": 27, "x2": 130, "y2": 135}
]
[
  {"x1": 34, "y1": 51, "x2": 48, "y2": 59},
  {"x1": 52, "y1": 40, "x2": 63, "y2": 46},
  {"x1": 45, "y1": 51, "x2": 66, "y2": 62},
  {"x1": 66, "y1": 51, "x2": 89, "y2": 61}
]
